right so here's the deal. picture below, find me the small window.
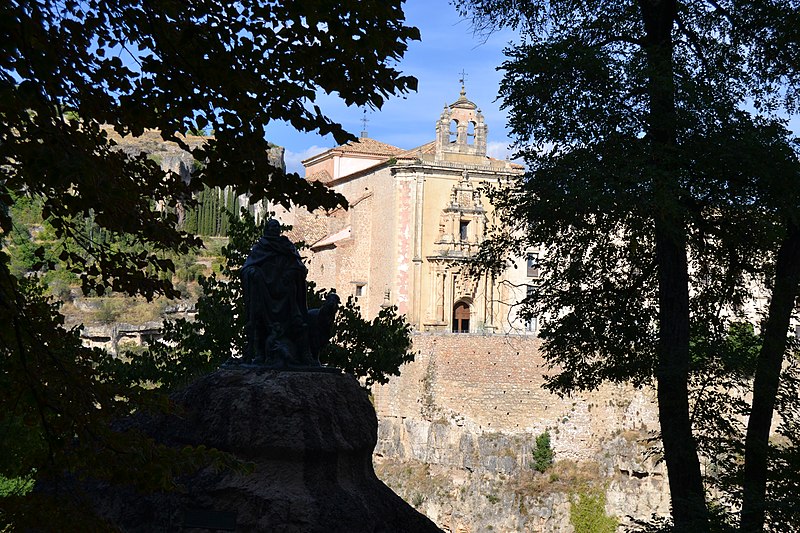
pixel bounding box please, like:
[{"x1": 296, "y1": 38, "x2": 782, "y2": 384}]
[
  {"x1": 526, "y1": 253, "x2": 539, "y2": 278},
  {"x1": 354, "y1": 283, "x2": 365, "y2": 297},
  {"x1": 526, "y1": 284, "x2": 535, "y2": 300},
  {"x1": 460, "y1": 220, "x2": 469, "y2": 242},
  {"x1": 523, "y1": 285, "x2": 537, "y2": 333}
]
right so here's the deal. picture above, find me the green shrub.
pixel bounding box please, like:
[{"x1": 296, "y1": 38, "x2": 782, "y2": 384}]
[
  {"x1": 532, "y1": 431, "x2": 554, "y2": 473},
  {"x1": 43, "y1": 268, "x2": 79, "y2": 302},
  {"x1": 0, "y1": 474, "x2": 34, "y2": 498},
  {"x1": 570, "y1": 488, "x2": 617, "y2": 533}
]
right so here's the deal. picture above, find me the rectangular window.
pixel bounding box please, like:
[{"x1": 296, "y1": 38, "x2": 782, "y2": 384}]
[
  {"x1": 526, "y1": 253, "x2": 540, "y2": 278},
  {"x1": 524, "y1": 285, "x2": 537, "y2": 333},
  {"x1": 460, "y1": 220, "x2": 469, "y2": 242},
  {"x1": 354, "y1": 283, "x2": 365, "y2": 297}
]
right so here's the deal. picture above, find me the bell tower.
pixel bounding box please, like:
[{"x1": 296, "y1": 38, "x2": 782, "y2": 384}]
[{"x1": 434, "y1": 83, "x2": 488, "y2": 162}]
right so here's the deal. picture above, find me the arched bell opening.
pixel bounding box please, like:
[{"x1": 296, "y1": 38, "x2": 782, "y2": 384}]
[
  {"x1": 467, "y1": 121, "x2": 476, "y2": 145},
  {"x1": 449, "y1": 119, "x2": 459, "y2": 143}
]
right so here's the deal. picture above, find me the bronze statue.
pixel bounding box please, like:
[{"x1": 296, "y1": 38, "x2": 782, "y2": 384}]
[
  {"x1": 307, "y1": 291, "x2": 341, "y2": 364},
  {"x1": 240, "y1": 219, "x2": 339, "y2": 369}
]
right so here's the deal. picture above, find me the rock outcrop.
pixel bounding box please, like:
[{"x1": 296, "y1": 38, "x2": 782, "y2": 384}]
[
  {"x1": 370, "y1": 342, "x2": 671, "y2": 531},
  {"x1": 374, "y1": 419, "x2": 670, "y2": 532},
  {"x1": 90, "y1": 368, "x2": 441, "y2": 532},
  {"x1": 103, "y1": 127, "x2": 286, "y2": 180}
]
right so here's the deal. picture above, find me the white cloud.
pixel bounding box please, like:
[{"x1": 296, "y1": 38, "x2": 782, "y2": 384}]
[
  {"x1": 487, "y1": 140, "x2": 528, "y2": 168},
  {"x1": 486, "y1": 141, "x2": 512, "y2": 160},
  {"x1": 284, "y1": 145, "x2": 329, "y2": 176}
]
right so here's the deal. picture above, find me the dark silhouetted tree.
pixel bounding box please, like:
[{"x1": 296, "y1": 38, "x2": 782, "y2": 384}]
[
  {"x1": 0, "y1": 0, "x2": 418, "y2": 527},
  {"x1": 458, "y1": 1, "x2": 799, "y2": 530}
]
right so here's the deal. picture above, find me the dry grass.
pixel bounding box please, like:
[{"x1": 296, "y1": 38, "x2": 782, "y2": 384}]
[
  {"x1": 374, "y1": 459, "x2": 452, "y2": 504},
  {"x1": 514, "y1": 459, "x2": 602, "y2": 496},
  {"x1": 63, "y1": 296, "x2": 170, "y2": 325}
]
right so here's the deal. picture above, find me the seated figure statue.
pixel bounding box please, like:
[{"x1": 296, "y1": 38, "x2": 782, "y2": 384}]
[
  {"x1": 307, "y1": 291, "x2": 341, "y2": 365},
  {"x1": 240, "y1": 219, "x2": 338, "y2": 369}
]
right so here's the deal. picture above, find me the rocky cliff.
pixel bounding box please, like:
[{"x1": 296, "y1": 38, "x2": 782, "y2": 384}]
[
  {"x1": 370, "y1": 335, "x2": 671, "y2": 532},
  {"x1": 85, "y1": 368, "x2": 441, "y2": 532},
  {"x1": 374, "y1": 419, "x2": 669, "y2": 532},
  {"x1": 103, "y1": 127, "x2": 286, "y2": 179}
]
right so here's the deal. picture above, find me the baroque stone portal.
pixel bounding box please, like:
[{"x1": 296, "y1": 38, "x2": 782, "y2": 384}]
[{"x1": 240, "y1": 219, "x2": 339, "y2": 369}]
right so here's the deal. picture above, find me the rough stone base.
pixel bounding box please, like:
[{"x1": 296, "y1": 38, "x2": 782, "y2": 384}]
[{"x1": 86, "y1": 368, "x2": 441, "y2": 533}]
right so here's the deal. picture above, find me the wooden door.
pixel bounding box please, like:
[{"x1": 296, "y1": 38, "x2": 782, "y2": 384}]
[{"x1": 452, "y1": 302, "x2": 470, "y2": 333}]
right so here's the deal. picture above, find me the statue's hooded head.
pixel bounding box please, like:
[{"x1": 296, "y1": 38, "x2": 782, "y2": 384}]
[{"x1": 264, "y1": 219, "x2": 281, "y2": 238}]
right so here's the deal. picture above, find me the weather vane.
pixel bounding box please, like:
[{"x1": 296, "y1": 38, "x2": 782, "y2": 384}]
[
  {"x1": 360, "y1": 109, "x2": 369, "y2": 138},
  {"x1": 458, "y1": 69, "x2": 468, "y2": 92}
]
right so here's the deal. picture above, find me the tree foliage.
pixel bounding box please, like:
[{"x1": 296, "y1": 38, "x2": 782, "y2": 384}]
[
  {"x1": 110, "y1": 210, "x2": 415, "y2": 392},
  {"x1": 320, "y1": 292, "x2": 415, "y2": 389},
  {"x1": 2, "y1": 0, "x2": 418, "y2": 296},
  {"x1": 458, "y1": 0, "x2": 800, "y2": 530},
  {"x1": 1, "y1": 1, "x2": 417, "y2": 527},
  {"x1": 0, "y1": 276, "x2": 240, "y2": 528}
]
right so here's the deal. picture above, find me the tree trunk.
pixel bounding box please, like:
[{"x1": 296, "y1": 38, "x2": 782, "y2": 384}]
[
  {"x1": 741, "y1": 227, "x2": 800, "y2": 532},
  {"x1": 654, "y1": 227, "x2": 709, "y2": 531},
  {"x1": 638, "y1": 1, "x2": 709, "y2": 530}
]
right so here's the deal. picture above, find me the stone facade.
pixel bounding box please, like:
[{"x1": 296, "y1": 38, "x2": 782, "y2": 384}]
[{"x1": 293, "y1": 88, "x2": 535, "y2": 334}]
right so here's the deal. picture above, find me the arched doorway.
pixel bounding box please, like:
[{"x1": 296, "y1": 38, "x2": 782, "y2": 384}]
[{"x1": 452, "y1": 301, "x2": 470, "y2": 333}]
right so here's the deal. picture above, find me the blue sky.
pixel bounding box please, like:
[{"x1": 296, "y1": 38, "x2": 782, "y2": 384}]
[
  {"x1": 266, "y1": 0, "x2": 520, "y2": 175},
  {"x1": 266, "y1": 0, "x2": 800, "y2": 176}
]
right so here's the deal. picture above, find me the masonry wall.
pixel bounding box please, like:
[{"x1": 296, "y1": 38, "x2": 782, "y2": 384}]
[
  {"x1": 373, "y1": 333, "x2": 660, "y2": 462},
  {"x1": 298, "y1": 167, "x2": 397, "y2": 317},
  {"x1": 366, "y1": 167, "x2": 398, "y2": 318}
]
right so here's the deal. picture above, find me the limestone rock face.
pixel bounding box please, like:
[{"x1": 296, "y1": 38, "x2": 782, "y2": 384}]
[{"x1": 97, "y1": 368, "x2": 441, "y2": 533}]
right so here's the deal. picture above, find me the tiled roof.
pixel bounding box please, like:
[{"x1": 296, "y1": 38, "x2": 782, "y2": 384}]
[
  {"x1": 334, "y1": 137, "x2": 404, "y2": 156},
  {"x1": 306, "y1": 169, "x2": 334, "y2": 184},
  {"x1": 396, "y1": 141, "x2": 436, "y2": 160},
  {"x1": 395, "y1": 141, "x2": 525, "y2": 169},
  {"x1": 311, "y1": 226, "x2": 352, "y2": 249},
  {"x1": 484, "y1": 155, "x2": 525, "y2": 170}
]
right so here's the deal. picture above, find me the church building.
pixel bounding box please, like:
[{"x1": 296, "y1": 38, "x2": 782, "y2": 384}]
[{"x1": 295, "y1": 88, "x2": 536, "y2": 334}]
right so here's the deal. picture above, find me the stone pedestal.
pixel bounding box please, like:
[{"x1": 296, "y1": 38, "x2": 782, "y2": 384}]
[{"x1": 92, "y1": 368, "x2": 441, "y2": 532}]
